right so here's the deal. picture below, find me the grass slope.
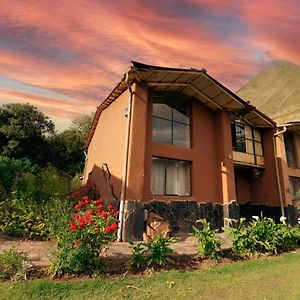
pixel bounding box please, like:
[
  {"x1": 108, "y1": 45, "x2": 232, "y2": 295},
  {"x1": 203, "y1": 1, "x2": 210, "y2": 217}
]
[
  {"x1": 237, "y1": 61, "x2": 300, "y2": 124},
  {"x1": 1, "y1": 251, "x2": 300, "y2": 300}
]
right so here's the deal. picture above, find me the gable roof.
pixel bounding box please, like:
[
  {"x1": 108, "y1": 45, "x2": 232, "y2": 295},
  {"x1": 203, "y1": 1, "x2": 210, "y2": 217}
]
[{"x1": 86, "y1": 61, "x2": 275, "y2": 148}]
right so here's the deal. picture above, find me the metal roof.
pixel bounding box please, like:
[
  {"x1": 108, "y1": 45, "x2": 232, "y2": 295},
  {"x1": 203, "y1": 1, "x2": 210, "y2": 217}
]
[{"x1": 86, "y1": 61, "x2": 275, "y2": 148}]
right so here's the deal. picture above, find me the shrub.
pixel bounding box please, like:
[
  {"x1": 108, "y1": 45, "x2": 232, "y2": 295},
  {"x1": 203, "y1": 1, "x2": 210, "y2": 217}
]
[
  {"x1": 0, "y1": 248, "x2": 32, "y2": 281},
  {"x1": 190, "y1": 219, "x2": 222, "y2": 260},
  {"x1": 49, "y1": 194, "x2": 119, "y2": 275},
  {"x1": 226, "y1": 217, "x2": 299, "y2": 257},
  {"x1": 130, "y1": 235, "x2": 179, "y2": 269}
]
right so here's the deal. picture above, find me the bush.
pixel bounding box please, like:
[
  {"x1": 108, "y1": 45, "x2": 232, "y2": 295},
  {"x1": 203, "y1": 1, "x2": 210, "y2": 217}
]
[
  {"x1": 0, "y1": 165, "x2": 71, "y2": 239},
  {"x1": 49, "y1": 194, "x2": 119, "y2": 275},
  {"x1": 226, "y1": 217, "x2": 299, "y2": 257},
  {"x1": 190, "y1": 219, "x2": 222, "y2": 261},
  {"x1": 0, "y1": 248, "x2": 32, "y2": 281},
  {"x1": 130, "y1": 235, "x2": 179, "y2": 269}
]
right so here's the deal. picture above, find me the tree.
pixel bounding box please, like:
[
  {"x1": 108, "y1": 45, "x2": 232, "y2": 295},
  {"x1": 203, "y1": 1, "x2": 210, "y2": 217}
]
[
  {"x1": 48, "y1": 113, "x2": 93, "y2": 176},
  {"x1": 0, "y1": 103, "x2": 55, "y2": 165}
]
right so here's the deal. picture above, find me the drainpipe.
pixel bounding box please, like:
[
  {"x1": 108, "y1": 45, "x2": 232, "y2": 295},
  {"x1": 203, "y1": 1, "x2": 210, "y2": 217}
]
[
  {"x1": 117, "y1": 73, "x2": 133, "y2": 241},
  {"x1": 273, "y1": 126, "x2": 287, "y2": 224}
]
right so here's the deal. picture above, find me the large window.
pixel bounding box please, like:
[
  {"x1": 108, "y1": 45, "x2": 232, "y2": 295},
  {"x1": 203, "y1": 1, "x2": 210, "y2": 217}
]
[
  {"x1": 152, "y1": 91, "x2": 191, "y2": 148},
  {"x1": 284, "y1": 133, "x2": 298, "y2": 168},
  {"x1": 231, "y1": 122, "x2": 263, "y2": 156},
  {"x1": 151, "y1": 157, "x2": 191, "y2": 196}
]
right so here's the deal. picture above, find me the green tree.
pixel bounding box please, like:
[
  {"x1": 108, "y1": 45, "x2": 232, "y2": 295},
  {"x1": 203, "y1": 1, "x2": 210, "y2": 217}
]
[
  {"x1": 0, "y1": 103, "x2": 55, "y2": 165},
  {"x1": 48, "y1": 114, "x2": 93, "y2": 176}
]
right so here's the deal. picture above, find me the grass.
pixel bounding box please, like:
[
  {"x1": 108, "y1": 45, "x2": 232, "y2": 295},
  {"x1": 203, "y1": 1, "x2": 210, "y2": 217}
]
[{"x1": 1, "y1": 251, "x2": 300, "y2": 300}]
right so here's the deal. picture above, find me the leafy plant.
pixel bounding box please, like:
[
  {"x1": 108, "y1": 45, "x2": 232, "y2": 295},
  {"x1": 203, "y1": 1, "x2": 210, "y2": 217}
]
[
  {"x1": 226, "y1": 216, "x2": 299, "y2": 257},
  {"x1": 49, "y1": 193, "x2": 119, "y2": 275},
  {"x1": 0, "y1": 248, "x2": 32, "y2": 281},
  {"x1": 130, "y1": 235, "x2": 179, "y2": 269},
  {"x1": 190, "y1": 219, "x2": 222, "y2": 261}
]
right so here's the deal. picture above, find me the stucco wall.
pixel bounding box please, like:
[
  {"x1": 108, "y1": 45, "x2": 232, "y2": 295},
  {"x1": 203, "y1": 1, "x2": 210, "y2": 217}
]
[
  {"x1": 141, "y1": 95, "x2": 229, "y2": 204},
  {"x1": 84, "y1": 90, "x2": 129, "y2": 201},
  {"x1": 251, "y1": 129, "x2": 281, "y2": 206}
]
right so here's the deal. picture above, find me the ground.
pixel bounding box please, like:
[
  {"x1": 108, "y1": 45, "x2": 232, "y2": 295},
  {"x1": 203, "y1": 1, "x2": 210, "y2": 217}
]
[
  {"x1": 0, "y1": 250, "x2": 300, "y2": 300},
  {"x1": 0, "y1": 232, "x2": 232, "y2": 270}
]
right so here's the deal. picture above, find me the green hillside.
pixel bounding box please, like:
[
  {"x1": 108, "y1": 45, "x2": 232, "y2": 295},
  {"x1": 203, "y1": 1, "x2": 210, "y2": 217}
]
[{"x1": 237, "y1": 61, "x2": 300, "y2": 124}]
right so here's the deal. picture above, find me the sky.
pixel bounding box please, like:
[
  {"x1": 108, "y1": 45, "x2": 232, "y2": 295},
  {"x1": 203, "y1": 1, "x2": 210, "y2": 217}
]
[{"x1": 0, "y1": 0, "x2": 299, "y2": 131}]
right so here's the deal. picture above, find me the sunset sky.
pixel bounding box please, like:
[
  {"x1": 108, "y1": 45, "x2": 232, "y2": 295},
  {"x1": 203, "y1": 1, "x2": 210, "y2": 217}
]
[{"x1": 0, "y1": 0, "x2": 299, "y2": 131}]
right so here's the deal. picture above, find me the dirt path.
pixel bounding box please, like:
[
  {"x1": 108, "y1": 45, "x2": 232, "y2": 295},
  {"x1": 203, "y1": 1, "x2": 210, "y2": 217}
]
[{"x1": 0, "y1": 232, "x2": 232, "y2": 269}]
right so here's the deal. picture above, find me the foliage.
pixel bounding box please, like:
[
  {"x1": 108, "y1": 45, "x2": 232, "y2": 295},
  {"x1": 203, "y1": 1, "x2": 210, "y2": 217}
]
[
  {"x1": 190, "y1": 219, "x2": 222, "y2": 261},
  {"x1": 0, "y1": 156, "x2": 37, "y2": 200},
  {"x1": 49, "y1": 192, "x2": 118, "y2": 275},
  {"x1": 226, "y1": 217, "x2": 299, "y2": 257},
  {"x1": 0, "y1": 248, "x2": 32, "y2": 281},
  {"x1": 0, "y1": 103, "x2": 54, "y2": 166},
  {"x1": 0, "y1": 165, "x2": 70, "y2": 239},
  {"x1": 47, "y1": 114, "x2": 93, "y2": 176},
  {"x1": 130, "y1": 235, "x2": 179, "y2": 269}
]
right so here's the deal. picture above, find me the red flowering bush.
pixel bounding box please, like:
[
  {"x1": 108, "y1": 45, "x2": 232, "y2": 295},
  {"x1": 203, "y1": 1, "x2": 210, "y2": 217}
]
[{"x1": 50, "y1": 191, "x2": 119, "y2": 275}]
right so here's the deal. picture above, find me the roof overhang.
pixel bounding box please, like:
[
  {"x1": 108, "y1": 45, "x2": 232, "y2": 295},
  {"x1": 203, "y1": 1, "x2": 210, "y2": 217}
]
[
  {"x1": 278, "y1": 121, "x2": 300, "y2": 134},
  {"x1": 86, "y1": 61, "x2": 275, "y2": 148}
]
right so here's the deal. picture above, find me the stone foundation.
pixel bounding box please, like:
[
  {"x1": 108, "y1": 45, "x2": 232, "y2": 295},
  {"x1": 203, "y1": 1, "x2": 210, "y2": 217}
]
[{"x1": 121, "y1": 200, "x2": 298, "y2": 241}]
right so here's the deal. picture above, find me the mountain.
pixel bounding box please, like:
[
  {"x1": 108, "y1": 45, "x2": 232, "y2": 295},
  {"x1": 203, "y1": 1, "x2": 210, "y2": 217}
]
[{"x1": 237, "y1": 61, "x2": 300, "y2": 124}]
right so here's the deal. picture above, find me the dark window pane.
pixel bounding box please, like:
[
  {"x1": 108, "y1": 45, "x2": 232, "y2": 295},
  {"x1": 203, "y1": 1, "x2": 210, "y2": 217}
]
[
  {"x1": 153, "y1": 103, "x2": 172, "y2": 120},
  {"x1": 284, "y1": 133, "x2": 298, "y2": 168},
  {"x1": 152, "y1": 117, "x2": 172, "y2": 144},
  {"x1": 171, "y1": 97, "x2": 190, "y2": 125},
  {"x1": 173, "y1": 123, "x2": 190, "y2": 147}
]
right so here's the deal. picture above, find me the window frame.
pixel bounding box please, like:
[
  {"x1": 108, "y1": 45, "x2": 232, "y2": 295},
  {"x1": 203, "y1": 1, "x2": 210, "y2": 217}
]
[
  {"x1": 151, "y1": 156, "x2": 192, "y2": 197},
  {"x1": 152, "y1": 91, "x2": 191, "y2": 148},
  {"x1": 231, "y1": 122, "x2": 264, "y2": 157}
]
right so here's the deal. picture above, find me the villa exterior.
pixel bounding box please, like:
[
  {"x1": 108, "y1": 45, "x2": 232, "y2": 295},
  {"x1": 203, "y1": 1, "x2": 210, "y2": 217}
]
[
  {"x1": 84, "y1": 61, "x2": 297, "y2": 241},
  {"x1": 276, "y1": 122, "x2": 300, "y2": 217}
]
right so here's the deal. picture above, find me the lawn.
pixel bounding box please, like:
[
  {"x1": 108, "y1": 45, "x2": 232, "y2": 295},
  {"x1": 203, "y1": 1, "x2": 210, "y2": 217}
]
[{"x1": 0, "y1": 251, "x2": 300, "y2": 300}]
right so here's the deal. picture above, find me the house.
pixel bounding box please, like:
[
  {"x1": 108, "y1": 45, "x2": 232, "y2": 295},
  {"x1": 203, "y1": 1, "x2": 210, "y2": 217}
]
[
  {"x1": 84, "y1": 61, "x2": 297, "y2": 241},
  {"x1": 275, "y1": 122, "x2": 300, "y2": 217}
]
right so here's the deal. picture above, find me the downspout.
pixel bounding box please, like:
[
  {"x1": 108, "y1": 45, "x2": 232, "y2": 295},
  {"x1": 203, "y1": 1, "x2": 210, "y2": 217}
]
[
  {"x1": 117, "y1": 73, "x2": 133, "y2": 241},
  {"x1": 273, "y1": 126, "x2": 287, "y2": 224}
]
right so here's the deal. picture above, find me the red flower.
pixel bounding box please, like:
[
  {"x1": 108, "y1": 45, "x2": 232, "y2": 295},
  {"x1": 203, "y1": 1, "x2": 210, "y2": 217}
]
[
  {"x1": 95, "y1": 199, "x2": 102, "y2": 204},
  {"x1": 79, "y1": 219, "x2": 85, "y2": 228},
  {"x1": 74, "y1": 204, "x2": 80, "y2": 210},
  {"x1": 74, "y1": 241, "x2": 80, "y2": 245},
  {"x1": 88, "y1": 210, "x2": 95, "y2": 216},
  {"x1": 114, "y1": 210, "x2": 119, "y2": 218},
  {"x1": 110, "y1": 223, "x2": 118, "y2": 230},
  {"x1": 101, "y1": 212, "x2": 109, "y2": 219},
  {"x1": 107, "y1": 204, "x2": 113, "y2": 210},
  {"x1": 83, "y1": 195, "x2": 89, "y2": 202},
  {"x1": 105, "y1": 226, "x2": 113, "y2": 233},
  {"x1": 94, "y1": 228, "x2": 99, "y2": 233}
]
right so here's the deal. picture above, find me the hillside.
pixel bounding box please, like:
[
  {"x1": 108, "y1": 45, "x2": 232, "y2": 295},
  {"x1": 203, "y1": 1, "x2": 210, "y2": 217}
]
[{"x1": 237, "y1": 61, "x2": 300, "y2": 124}]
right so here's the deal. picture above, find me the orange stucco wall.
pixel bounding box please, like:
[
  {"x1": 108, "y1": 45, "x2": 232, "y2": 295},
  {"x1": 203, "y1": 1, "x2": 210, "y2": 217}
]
[
  {"x1": 250, "y1": 129, "x2": 281, "y2": 206},
  {"x1": 135, "y1": 88, "x2": 236, "y2": 205},
  {"x1": 84, "y1": 90, "x2": 129, "y2": 201}
]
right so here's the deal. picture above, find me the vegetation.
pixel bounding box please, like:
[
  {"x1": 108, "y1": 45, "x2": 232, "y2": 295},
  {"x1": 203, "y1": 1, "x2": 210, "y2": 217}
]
[
  {"x1": 0, "y1": 248, "x2": 31, "y2": 281},
  {"x1": 49, "y1": 184, "x2": 118, "y2": 275},
  {"x1": 226, "y1": 217, "x2": 300, "y2": 257},
  {"x1": 130, "y1": 235, "x2": 179, "y2": 269},
  {"x1": 190, "y1": 219, "x2": 222, "y2": 260},
  {"x1": 1, "y1": 251, "x2": 300, "y2": 299}
]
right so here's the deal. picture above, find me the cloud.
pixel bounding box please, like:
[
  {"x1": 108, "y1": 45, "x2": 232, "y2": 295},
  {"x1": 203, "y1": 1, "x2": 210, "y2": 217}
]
[{"x1": 0, "y1": 0, "x2": 299, "y2": 127}]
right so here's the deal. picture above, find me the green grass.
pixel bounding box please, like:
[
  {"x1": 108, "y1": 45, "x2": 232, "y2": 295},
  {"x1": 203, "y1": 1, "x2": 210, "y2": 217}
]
[{"x1": 1, "y1": 251, "x2": 300, "y2": 300}]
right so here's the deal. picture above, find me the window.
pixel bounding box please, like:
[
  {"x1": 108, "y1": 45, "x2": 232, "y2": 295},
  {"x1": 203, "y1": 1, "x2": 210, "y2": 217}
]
[
  {"x1": 284, "y1": 133, "x2": 298, "y2": 168},
  {"x1": 151, "y1": 157, "x2": 191, "y2": 196},
  {"x1": 152, "y1": 91, "x2": 190, "y2": 148},
  {"x1": 231, "y1": 122, "x2": 263, "y2": 156},
  {"x1": 289, "y1": 176, "x2": 300, "y2": 198}
]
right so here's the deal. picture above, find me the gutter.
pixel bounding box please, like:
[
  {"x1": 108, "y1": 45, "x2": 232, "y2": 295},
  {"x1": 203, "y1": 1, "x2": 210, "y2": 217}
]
[
  {"x1": 117, "y1": 72, "x2": 133, "y2": 241},
  {"x1": 273, "y1": 126, "x2": 287, "y2": 224}
]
